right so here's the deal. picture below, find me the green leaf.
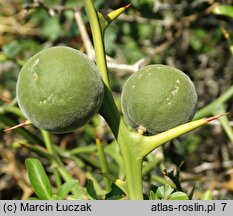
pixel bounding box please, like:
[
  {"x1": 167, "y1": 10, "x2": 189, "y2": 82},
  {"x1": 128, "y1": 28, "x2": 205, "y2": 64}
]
[
  {"x1": 42, "y1": 16, "x2": 62, "y2": 41},
  {"x1": 201, "y1": 190, "x2": 213, "y2": 200},
  {"x1": 213, "y1": 5, "x2": 233, "y2": 18},
  {"x1": 105, "y1": 141, "x2": 124, "y2": 177},
  {"x1": 156, "y1": 185, "x2": 174, "y2": 199},
  {"x1": 56, "y1": 180, "x2": 78, "y2": 199},
  {"x1": 86, "y1": 179, "x2": 98, "y2": 200},
  {"x1": 19, "y1": 143, "x2": 54, "y2": 160},
  {"x1": 2, "y1": 40, "x2": 22, "y2": 58},
  {"x1": 149, "y1": 190, "x2": 159, "y2": 200},
  {"x1": 149, "y1": 185, "x2": 159, "y2": 200},
  {"x1": 105, "y1": 183, "x2": 126, "y2": 200},
  {"x1": 51, "y1": 194, "x2": 62, "y2": 200},
  {"x1": 168, "y1": 192, "x2": 189, "y2": 200},
  {"x1": 25, "y1": 158, "x2": 53, "y2": 200},
  {"x1": 163, "y1": 163, "x2": 184, "y2": 192},
  {"x1": 67, "y1": 195, "x2": 89, "y2": 200},
  {"x1": 102, "y1": 173, "x2": 127, "y2": 195}
]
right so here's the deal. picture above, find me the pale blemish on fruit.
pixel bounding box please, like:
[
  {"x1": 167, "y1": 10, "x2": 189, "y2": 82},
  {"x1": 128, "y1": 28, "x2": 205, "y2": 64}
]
[
  {"x1": 30, "y1": 59, "x2": 40, "y2": 72},
  {"x1": 171, "y1": 79, "x2": 181, "y2": 96},
  {"x1": 148, "y1": 73, "x2": 151, "y2": 76},
  {"x1": 138, "y1": 74, "x2": 143, "y2": 79},
  {"x1": 40, "y1": 92, "x2": 54, "y2": 105},
  {"x1": 166, "y1": 97, "x2": 171, "y2": 105},
  {"x1": 33, "y1": 73, "x2": 38, "y2": 80},
  {"x1": 39, "y1": 100, "x2": 47, "y2": 105},
  {"x1": 171, "y1": 85, "x2": 179, "y2": 96},
  {"x1": 132, "y1": 85, "x2": 136, "y2": 88},
  {"x1": 47, "y1": 93, "x2": 54, "y2": 102}
]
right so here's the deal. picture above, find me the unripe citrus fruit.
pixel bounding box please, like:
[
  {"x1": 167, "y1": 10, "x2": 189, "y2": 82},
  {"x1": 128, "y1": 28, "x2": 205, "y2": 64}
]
[
  {"x1": 121, "y1": 64, "x2": 197, "y2": 134},
  {"x1": 16, "y1": 46, "x2": 104, "y2": 133}
]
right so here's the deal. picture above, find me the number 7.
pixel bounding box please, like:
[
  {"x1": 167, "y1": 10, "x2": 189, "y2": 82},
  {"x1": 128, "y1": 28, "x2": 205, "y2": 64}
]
[{"x1": 221, "y1": 203, "x2": 227, "y2": 211}]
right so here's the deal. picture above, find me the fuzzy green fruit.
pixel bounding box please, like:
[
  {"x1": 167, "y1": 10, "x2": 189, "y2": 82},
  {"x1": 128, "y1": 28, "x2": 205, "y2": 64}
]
[
  {"x1": 121, "y1": 64, "x2": 197, "y2": 134},
  {"x1": 16, "y1": 46, "x2": 104, "y2": 133}
]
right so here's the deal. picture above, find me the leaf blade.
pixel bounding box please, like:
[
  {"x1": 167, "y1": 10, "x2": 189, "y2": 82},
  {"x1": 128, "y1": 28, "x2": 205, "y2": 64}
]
[
  {"x1": 213, "y1": 5, "x2": 233, "y2": 18},
  {"x1": 25, "y1": 158, "x2": 53, "y2": 200},
  {"x1": 168, "y1": 192, "x2": 189, "y2": 200},
  {"x1": 56, "y1": 179, "x2": 78, "y2": 200}
]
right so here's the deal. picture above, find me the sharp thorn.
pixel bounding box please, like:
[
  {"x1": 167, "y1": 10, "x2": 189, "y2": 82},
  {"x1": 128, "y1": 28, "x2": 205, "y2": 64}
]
[
  {"x1": 3, "y1": 120, "x2": 32, "y2": 132},
  {"x1": 0, "y1": 95, "x2": 12, "y2": 103},
  {"x1": 206, "y1": 113, "x2": 229, "y2": 122},
  {"x1": 124, "y1": 3, "x2": 132, "y2": 9}
]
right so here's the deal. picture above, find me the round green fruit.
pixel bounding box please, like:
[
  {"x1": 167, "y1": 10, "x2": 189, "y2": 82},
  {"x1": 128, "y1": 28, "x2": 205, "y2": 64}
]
[
  {"x1": 121, "y1": 64, "x2": 197, "y2": 134},
  {"x1": 16, "y1": 46, "x2": 104, "y2": 133}
]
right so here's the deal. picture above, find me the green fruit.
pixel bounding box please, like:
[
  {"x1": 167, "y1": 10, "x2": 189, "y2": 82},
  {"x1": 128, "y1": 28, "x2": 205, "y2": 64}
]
[
  {"x1": 121, "y1": 64, "x2": 197, "y2": 134},
  {"x1": 16, "y1": 46, "x2": 104, "y2": 133}
]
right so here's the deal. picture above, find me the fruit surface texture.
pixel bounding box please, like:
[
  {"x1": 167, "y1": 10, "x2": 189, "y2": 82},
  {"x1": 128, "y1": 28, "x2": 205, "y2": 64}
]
[
  {"x1": 121, "y1": 64, "x2": 197, "y2": 134},
  {"x1": 16, "y1": 46, "x2": 104, "y2": 133}
]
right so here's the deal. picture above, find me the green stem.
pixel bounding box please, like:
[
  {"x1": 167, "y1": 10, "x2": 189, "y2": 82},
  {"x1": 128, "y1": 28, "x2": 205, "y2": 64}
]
[
  {"x1": 194, "y1": 85, "x2": 233, "y2": 120},
  {"x1": 81, "y1": 0, "x2": 109, "y2": 87},
  {"x1": 56, "y1": 146, "x2": 119, "y2": 174},
  {"x1": 123, "y1": 150, "x2": 143, "y2": 199},
  {"x1": 213, "y1": 104, "x2": 233, "y2": 142},
  {"x1": 82, "y1": 0, "x2": 144, "y2": 199},
  {"x1": 142, "y1": 158, "x2": 162, "y2": 176},
  {"x1": 86, "y1": 172, "x2": 106, "y2": 196},
  {"x1": 193, "y1": 85, "x2": 233, "y2": 142},
  {"x1": 69, "y1": 145, "x2": 97, "y2": 155},
  {"x1": 41, "y1": 130, "x2": 54, "y2": 154},
  {"x1": 41, "y1": 130, "x2": 62, "y2": 188},
  {"x1": 19, "y1": 142, "x2": 55, "y2": 160},
  {"x1": 151, "y1": 175, "x2": 175, "y2": 188},
  {"x1": 0, "y1": 105, "x2": 24, "y2": 117},
  {"x1": 41, "y1": 130, "x2": 83, "y2": 196},
  {"x1": 96, "y1": 138, "x2": 111, "y2": 192}
]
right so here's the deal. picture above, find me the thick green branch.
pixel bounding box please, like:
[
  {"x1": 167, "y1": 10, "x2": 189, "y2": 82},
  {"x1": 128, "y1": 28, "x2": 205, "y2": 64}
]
[
  {"x1": 81, "y1": 0, "x2": 109, "y2": 88},
  {"x1": 82, "y1": 0, "x2": 144, "y2": 199}
]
